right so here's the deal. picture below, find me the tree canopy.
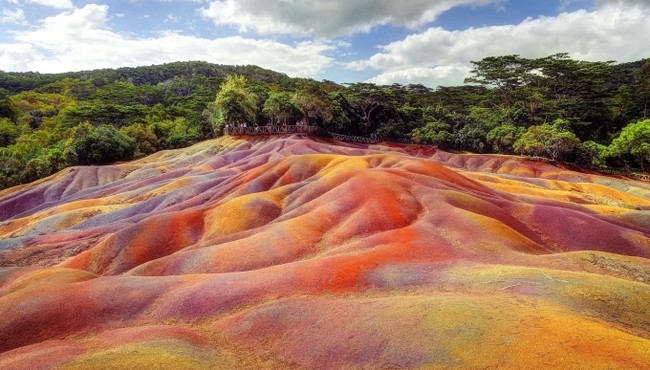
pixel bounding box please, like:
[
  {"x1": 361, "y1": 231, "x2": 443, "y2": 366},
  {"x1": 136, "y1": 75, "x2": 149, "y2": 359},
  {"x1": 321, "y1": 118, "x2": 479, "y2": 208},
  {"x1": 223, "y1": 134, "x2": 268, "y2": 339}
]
[
  {"x1": 609, "y1": 119, "x2": 650, "y2": 172},
  {"x1": 208, "y1": 75, "x2": 258, "y2": 133}
]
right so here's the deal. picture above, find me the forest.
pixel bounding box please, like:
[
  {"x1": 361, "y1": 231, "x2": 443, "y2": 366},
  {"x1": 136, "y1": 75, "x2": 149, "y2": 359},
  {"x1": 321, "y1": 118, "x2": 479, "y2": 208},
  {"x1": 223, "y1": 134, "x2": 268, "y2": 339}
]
[{"x1": 1, "y1": 53, "x2": 649, "y2": 189}]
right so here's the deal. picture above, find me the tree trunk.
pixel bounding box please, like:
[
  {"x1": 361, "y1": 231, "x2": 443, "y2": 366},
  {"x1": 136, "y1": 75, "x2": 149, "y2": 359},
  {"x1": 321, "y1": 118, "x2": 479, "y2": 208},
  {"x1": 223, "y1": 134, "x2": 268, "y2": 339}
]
[{"x1": 641, "y1": 156, "x2": 646, "y2": 173}]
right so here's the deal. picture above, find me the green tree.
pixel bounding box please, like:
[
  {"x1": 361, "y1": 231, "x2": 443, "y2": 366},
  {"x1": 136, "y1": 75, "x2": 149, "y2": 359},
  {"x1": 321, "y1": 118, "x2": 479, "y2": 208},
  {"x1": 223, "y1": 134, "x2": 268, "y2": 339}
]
[
  {"x1": 486, "y1": 124, "x2": 524, "y2": 153},
  {"x1": 411, "y1": 119, "x2": 453, "y2": 147},
  {"x1": 61, "y1": 103, "x2": 148, "y2": 128},
  {"x1": 20, "y1": 143, "x2": 70, "y2": 183},
  {"x1": 465, "y1": 54, "x2": 530, "y2": 107},
  {"x1": 640, "y1": 60, "x2": 650, "y2": 118},
  {"x1": 343, "y1": 83, "x2": 391, "y2": 134},
  {"x1": 263, "y1": 92, "x2": 297, "y2": 125},
  {"x1": 513, "y1": 119, "x2": 580, "y2": 161},
  {"x1": 120, "y1": 123, "x2": 159, "y2": 158},
  {"x1": 209, "y1": 75, "x2": 258, "y2": 133},
  {"x1": 431, "y1": 86, "x2": 487, "y2": 116},
  {"x1": 575, "y1": 140, "x2": 607, "y2": 168},
  {"x1": 0, "y1": 156, "x2": 24, "y2": 189},
  {"x1": 608, "y1": 119, "x2": 650, "y2": 172},
  {"x1": 466, "y1": 53, "x2": 614, "y2": 137},
  {"x1": 70, "y1": 123, "x2": 136, "y2": 165},
  {"x1": 152, "y1": 117, "x2": 199, "y2": 149},
  {"x1": 6, "y1": 130, "x2": 52, "y2": 161},
  {"x1": 292, "y1": 90, "x2": 333, "y2": 126},
  {"x1": 0, "y1": 118, "x2": 19, "y2": 147},
  {"x1": 0, "y1": 89, "x2": 18, "y2": 122}
]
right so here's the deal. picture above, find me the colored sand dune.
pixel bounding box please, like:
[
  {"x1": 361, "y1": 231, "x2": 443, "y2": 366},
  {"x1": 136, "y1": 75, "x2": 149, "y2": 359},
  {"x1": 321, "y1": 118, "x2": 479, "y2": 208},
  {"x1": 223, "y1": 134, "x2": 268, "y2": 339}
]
[{"x1": 0, "y1": 135, "x2": 649, "y2": 369}]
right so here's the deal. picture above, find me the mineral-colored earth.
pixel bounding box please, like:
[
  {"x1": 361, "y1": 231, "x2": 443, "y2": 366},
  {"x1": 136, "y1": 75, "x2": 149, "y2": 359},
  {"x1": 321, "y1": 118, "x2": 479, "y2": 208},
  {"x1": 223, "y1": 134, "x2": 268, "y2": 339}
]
[{"x1": 0, "y1": 135, "x2": 649, "y2": 369}]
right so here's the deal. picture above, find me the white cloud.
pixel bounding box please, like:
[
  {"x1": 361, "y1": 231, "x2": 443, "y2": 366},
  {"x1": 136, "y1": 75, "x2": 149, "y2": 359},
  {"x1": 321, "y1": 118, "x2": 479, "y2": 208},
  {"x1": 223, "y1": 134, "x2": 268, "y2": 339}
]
[
  {"x1": 200, "y1": 0, "x2": 502, "y2": 37},
  {"x1": 0, "y1": 43, "x2": 38, "y2": 71},
  {"x1": 366, "y1": 66, "x2": 471, "y2": 87},
  {"x1": 25, "y1": 0, "x2": 74, "y2": 9},
  {"x1": 596, "y1": 0, "x2": 650, "y2": 5},
  {"x1": 1, "y1": 8, "x2": 27, "y2": 24},
  {"x1": 349, "y1": 1, "x2": 650, "y2": 87},
  {"x1": 164, "y1": 13, "x2": 180, "y2": 23},
  {"x1": 1, "y1": 4, "x2": 335, "y2": 76}
]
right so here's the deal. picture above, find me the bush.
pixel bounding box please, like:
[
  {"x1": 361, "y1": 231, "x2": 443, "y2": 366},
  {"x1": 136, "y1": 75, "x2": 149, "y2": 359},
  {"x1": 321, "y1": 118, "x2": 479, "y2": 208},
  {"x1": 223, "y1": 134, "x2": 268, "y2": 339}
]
[
  {"x1": 71, "y1": 123, "x2": 136, "y2": 165},
  {"x1": 0, "y1": 118, "x2": 19, "y2": 147},
  {"x1": 120, "y1": 123, "x2": 159, "y2": 158},
  {"x1": 575, "y1": 140, "x2": 607, "y2": 168},
  {"x1": 514, "y1": 120, "x2": 580, "y2": 161},
  {"x1": 411, "y1": 120, "x2": 453, "y2": 147},
  {"x1": 152, "y1": 118, "x2": 200, "y2": 149},
  {"x1": 486, "y1": 124, "x2": 524, "y2": 153},
  {"x1": 608, "y1": 119, "x2": 650, "y2": 172}
]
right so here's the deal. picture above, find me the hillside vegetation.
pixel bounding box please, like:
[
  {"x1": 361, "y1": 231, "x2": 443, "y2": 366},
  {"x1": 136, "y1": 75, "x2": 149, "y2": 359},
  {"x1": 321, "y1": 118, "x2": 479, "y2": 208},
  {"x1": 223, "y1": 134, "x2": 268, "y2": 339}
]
[{"x1": 1, "y1": 54, "x2": 649, "y2": 189}]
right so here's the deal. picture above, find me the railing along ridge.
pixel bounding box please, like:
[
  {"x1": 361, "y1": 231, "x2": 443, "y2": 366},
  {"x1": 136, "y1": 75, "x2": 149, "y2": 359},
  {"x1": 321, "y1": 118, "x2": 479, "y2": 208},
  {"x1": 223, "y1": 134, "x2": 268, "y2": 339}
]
[
  {"x1": 223, "y1": 124, "x2": 319, "y2": 136},
  {"x1": 597, "y1": 168, "x2": 650, "y2": 182},
  {"x1": 223, "y1": 124, "x2": 382, "y2": 144},
  {"x1": 630, "y1": 173, "x2": 650, "y2": 182},
  {"x1": 329, "y1": 132, "x2": 382, "y2": 144},
  {"x1": 222, "y1": 124, "x2": 424, "y2": 145}
]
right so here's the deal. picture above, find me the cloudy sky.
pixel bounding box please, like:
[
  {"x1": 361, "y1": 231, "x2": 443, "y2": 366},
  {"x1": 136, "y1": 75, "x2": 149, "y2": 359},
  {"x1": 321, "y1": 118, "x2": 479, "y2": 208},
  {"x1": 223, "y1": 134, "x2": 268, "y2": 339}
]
[{"x1": 1, "y1": 0, "x2": 649, "y2": 87}]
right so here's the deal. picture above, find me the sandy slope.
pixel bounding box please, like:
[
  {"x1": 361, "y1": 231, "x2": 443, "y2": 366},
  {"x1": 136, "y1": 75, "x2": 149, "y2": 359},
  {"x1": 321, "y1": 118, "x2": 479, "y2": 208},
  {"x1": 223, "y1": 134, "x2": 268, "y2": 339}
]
[{"x1": 0, "y1": 135, "x2": 649, "y2": 369}]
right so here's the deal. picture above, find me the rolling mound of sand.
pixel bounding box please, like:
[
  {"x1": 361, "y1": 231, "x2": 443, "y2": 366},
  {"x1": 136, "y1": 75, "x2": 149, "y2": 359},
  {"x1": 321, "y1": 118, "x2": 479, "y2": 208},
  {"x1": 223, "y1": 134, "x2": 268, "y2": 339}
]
[{"x1": 1, "y1": 135, "x2": 649, "y2": 369}]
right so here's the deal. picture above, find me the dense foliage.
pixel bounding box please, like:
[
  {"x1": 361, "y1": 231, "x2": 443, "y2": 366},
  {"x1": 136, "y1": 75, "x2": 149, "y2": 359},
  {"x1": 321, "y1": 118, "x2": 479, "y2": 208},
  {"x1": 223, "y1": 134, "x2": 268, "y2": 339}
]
[{"x1": 1, "y1": 55, "x2": 649, "y2": 189}]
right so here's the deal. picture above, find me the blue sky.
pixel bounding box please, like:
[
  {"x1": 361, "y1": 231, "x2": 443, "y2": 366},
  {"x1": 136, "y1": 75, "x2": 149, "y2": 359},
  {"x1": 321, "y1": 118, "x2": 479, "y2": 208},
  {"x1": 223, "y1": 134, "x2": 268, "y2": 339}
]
[{"x1": 1, "y1": 0, "x2": 649, "y2": 87}]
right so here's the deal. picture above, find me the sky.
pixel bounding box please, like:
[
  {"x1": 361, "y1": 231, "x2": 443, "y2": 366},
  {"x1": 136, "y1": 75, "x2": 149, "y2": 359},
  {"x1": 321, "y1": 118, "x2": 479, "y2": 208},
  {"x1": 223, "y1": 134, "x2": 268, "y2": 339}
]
[{"x1": 0, "y1": 0, "x2": 649, "y2": 87}]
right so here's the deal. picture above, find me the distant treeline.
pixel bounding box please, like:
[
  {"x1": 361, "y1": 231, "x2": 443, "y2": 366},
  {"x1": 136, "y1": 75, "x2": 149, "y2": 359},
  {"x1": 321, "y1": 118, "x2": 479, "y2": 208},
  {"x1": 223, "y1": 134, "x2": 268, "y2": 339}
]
[{"x1": 1, "y1": 54, "x2": 649, "y2": 189}]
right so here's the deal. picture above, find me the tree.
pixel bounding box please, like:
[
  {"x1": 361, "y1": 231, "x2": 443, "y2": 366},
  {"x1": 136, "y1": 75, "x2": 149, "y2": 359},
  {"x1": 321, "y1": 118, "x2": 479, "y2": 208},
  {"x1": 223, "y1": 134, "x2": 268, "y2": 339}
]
[
  {"x1": 465, "y1": 54, "x2": 532, "y2": 107},
  {"x1": 343, "y1": 83, "x2": 391, "y2": 134},
  {"x1": 0, "y1": 156, "x2": 23, "y2": 189},
  {"x1": 538, "y1": 54, "x2": 613, "y2": 138},
  {"x1": 0, "y1": 118, "x2": 19, "y2": 147},
  {"x1": 0, "y1": 89, "x2": 18, "y2": 122},
  {"x1": 70, "y1": 123, "x2": 136, "y2": 165},
  {"x1": 608, "y1": 119, "x2": 650, "y2": 172},
  {"x1": 152, "y1": 117, "x2": 200, "y2": 149},
  {"x1": 411, "y1": 120, "x2": 453, "y2": 147},
  {"x1": 263, "y1": 92, "x2": 297, "y2": 125},
  {"x1": 431, "y1": 86, "x2": 487, "y2": 115},
  {"x1": 575, "y1": 140, "x2": 607, "y2": 168},
  {"x1": 209, "y1": 75, "x2": 258, "y2": 133},
  {"x1": 37, "y1": 77, "x2": 97, "y2": 100},
  {"x1": 487, "y1": 124, "x2": 524, "y2": 153},
  {"x1": 640, "y1": 60, "x2": 650, "y2": 118},
  {"x1": 513, "y1": 119, "x2": 580, "y2": 161},
  {"x1": 120, "y1": 123, "x2": 159, "y2": 158},
  {"x1": 292, "y1": 90, "x2": 333, "y2": 126},
  {"x1": 20, "y1": 144, "x2": 69, "y2": 183},
  {"x1": 465, "y1": 53, "x2": 614, "y2": 137},
  {"x1": 61, "y1": 103, "x2": 148, "y2": 128}
]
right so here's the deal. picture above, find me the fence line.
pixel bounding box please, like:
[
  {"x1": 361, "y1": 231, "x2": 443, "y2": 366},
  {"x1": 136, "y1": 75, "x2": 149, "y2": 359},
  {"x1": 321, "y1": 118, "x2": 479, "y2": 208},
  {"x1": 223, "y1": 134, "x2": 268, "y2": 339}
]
[
  {"x1": 390, "y1": 138, "x2": 416, "y2": 145},
  {"x1": 597, "y1": 168, "x2": 650, "y2": 182},
  {"x1": 329, "y1": 132, "x2": 382, "y2": 144},
  {"x1": 223, "y1": 124, "x2": 382, "y2": 144},
  {"x1": 223, "y1": 124, "x2": 319, "y2": 136},
  {"x1": 631, "y1": 173, "x2": 650, "y2": 182}
]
